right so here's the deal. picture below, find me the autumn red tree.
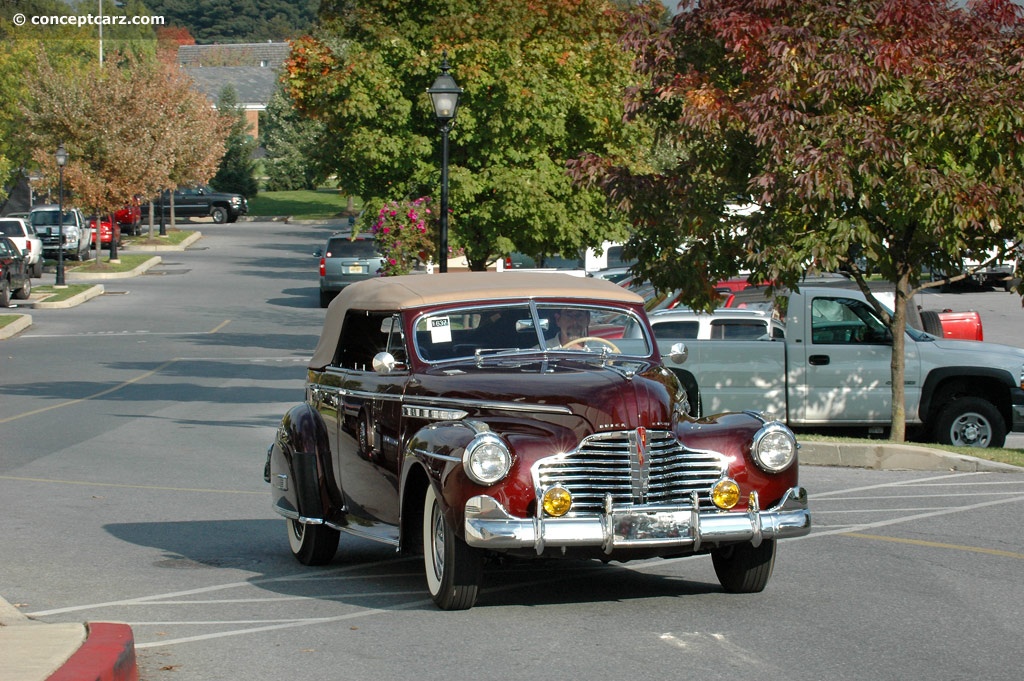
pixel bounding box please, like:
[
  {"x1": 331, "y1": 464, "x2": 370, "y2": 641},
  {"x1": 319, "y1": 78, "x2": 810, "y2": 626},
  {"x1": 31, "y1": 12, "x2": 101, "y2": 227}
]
[
  {"x1": 25, "y1": 53, "x2": 227, "y2": 247},
  {"x1": 572, "y1": 0, "x2": 1024, "y2": 443}
]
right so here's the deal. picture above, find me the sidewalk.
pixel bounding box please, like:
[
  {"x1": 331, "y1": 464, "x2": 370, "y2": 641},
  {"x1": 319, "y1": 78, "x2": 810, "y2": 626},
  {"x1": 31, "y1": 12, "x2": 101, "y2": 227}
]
[
  {"x1": 0, "y1": 441, "x2": 1017, "y2": 681},
  {"x1": 0, "y1": 598, "x2": 136, "y2": 681}
]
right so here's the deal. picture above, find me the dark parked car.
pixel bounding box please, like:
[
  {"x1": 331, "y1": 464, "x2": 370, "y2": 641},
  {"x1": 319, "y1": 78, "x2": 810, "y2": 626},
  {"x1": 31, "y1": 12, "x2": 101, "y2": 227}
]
[
  {"x1": 314, "y1": 233, "x2": 385, "y2": 307},
  {"x1": 264, "y1": 272, "x2": 811, "y2": 610},
  {"x1": 0, "y1": 235, "x2": 32, "y2": 307}
]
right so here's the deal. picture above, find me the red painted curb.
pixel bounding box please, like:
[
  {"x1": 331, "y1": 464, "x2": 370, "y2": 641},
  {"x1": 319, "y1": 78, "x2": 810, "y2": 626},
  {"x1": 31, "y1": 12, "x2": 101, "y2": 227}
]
[{"x1": 46, "y1": 622, "x2": 138, "y2": 681}]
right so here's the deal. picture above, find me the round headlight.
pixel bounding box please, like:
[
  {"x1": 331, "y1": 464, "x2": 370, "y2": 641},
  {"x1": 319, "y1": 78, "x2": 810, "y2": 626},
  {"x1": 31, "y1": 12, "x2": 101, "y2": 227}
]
[
  {"x1": 752, "y1": 422, "x2": 797, "y2": 473},
  {"x1": 463, "y1": 433, "x2": 512, "y2": 485}
]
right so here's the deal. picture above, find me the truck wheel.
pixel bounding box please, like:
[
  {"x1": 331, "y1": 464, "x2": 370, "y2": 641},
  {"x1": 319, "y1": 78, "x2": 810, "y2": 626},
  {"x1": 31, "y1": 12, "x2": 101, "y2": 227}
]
[
  {"x1": 31, "y1": 261, "x2": 42, "y2": 278},
  {"x1": 422, "y1": 484, "x2": 482, "y2": 610},
  {"x1": 13, "y1": 275, "x2": 31, "y2": 300},
  {"x1": 919, "y1": 310, "x2": 944, "y2": 337},
  {"x1": 0, "y1": 278, "x2": 10, "y2": 307},
  {"x1": 211, "y1": 207, "x2": 228, "y2": 224},
  {"x1": 932, "y1": 397, "x2": 1006, "y2": 448},
  {"x1": 287, "y1": 519, "x2": 339, "y2": 566},
  {"x1": 712, "y1": 539, "x2": 776, "y2": 593}
]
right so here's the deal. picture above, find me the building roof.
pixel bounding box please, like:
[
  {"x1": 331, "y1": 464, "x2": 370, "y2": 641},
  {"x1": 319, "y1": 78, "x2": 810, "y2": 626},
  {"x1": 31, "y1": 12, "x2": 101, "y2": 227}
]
[
  {"x1": 184, "y1": 66, "x2": 282, "y2": 107},
  {"x1": 177, "y1": 42, "x2": 291, "y2": 68}
]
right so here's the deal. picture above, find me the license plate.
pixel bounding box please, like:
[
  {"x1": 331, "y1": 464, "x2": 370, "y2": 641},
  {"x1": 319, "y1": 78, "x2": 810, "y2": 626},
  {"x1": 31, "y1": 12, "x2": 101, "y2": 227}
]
[
  {"x1": 612, "y1": 510, "x2": 690, "y2": 543},
  {"x1": 346, "y1": 265, "x2": 364, "y2": 274}
]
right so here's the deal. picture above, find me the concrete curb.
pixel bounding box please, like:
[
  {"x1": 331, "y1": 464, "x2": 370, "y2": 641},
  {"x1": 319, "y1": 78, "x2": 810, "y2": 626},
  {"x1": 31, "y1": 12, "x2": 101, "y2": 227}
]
[
  {"x1": 0, "y1": 313, "x2": 32, "y2": 340},
  {"x1": 29, "y1": 284, "x2": 105, "y2": 309},
  {"x1": 800, "y1": 441, "x2": 1023, "y2": 473},
  {"x1": 126, "y1": 230, "x2": 202, "y2": 252},
  {"x1": 64, "y1": 256, "x2": 162, "y2": 282}
]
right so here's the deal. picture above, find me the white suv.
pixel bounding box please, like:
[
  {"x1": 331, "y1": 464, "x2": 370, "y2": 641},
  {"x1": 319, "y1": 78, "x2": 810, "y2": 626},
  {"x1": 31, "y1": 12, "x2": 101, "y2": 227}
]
[
  {"x1": 648, "y1": 307, "x2": 786, "y2": 341},
  {"x1": 0, "y1": 217, "x2": 43, "y2": 277}
]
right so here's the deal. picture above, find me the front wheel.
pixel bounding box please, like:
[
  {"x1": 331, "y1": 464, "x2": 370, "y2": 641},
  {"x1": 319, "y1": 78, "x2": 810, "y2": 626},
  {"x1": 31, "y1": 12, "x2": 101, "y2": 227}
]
[
  {"x1": 422, "y1": 484, "x2": 482, "y2": 610},
  {"x1": 712, "y1": 539, "x2": 776, "y2": 593},
  {"x1": 286, "y1": 519, "x2": 339, "y2": 566},
  {"x1": 932, "y1": 396, "x2": 1006, "y2": 448},
  {"x1": 211, "y1": 206, "x2": 228, "y2": 224},
  {"x1": 0, "y1": 278, "x2": 10, "y2": 307}
]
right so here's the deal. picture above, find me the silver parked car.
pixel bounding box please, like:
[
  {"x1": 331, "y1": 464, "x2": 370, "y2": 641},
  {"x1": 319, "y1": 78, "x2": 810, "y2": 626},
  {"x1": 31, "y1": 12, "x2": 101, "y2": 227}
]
[{"x1": 314, "y1": 233, "x2": 385, "y2": 307}]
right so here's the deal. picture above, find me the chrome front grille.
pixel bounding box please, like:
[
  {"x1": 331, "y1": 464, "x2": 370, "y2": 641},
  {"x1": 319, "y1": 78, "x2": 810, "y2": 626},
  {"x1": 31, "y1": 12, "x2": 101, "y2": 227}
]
[{"x1": 534, "y1": 430, "x2": 727, "y2": 513}]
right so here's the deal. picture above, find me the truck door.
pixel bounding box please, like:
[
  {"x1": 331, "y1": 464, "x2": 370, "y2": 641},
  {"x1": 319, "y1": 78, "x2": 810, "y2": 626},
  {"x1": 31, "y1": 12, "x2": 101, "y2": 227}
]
[{"x1": 794, "y1": 294, "x2": 897, "y2": 424}]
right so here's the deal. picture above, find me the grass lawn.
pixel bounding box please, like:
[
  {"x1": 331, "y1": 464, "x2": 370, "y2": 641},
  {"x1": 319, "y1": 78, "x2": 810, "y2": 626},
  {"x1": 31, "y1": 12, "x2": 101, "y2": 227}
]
[
  {"x1": 248, "y1": 190, "x2": 360, "y2": 220},
  {"x1": 29, "y1": 283, "x2": 94, "y2": 302},
  {"x1": 0, "y1": 314, "x2": 23, "y2": 329}
]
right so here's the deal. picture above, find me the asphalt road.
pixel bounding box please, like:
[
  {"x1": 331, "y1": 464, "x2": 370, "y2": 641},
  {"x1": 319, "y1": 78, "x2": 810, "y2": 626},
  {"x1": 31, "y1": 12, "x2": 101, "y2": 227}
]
[{"x1": 1, "y1": 222, "x2": 1023, "y2": 680}]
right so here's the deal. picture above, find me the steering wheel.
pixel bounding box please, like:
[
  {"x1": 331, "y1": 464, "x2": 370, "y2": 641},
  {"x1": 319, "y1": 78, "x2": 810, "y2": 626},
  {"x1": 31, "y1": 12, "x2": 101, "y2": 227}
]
[{"x1": 559, "y1": 336, "x2": 621, "y2": 353}]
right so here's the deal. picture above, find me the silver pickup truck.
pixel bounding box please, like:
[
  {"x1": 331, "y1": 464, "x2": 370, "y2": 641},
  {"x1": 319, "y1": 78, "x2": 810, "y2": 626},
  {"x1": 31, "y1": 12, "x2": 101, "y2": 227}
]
[
  {"x1": 29, "y1": 205, "x2": 91, "y2": 261},
  {"x1": 660, "y1": 286, "x2": 1024, "y2": 448}
]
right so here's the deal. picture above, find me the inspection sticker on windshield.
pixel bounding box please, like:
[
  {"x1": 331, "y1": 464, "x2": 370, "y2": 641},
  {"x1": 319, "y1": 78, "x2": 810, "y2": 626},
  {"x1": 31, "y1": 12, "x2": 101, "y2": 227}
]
[{"x1": 429, "y1": 317, "x2": 452, "y2": 343}]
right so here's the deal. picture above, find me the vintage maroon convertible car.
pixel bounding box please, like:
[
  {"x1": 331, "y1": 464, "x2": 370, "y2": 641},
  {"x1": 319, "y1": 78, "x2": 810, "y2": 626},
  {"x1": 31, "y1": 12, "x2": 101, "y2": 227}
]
[{"x1": 264, "y1": 272, "x2": 810, "y2": 609}]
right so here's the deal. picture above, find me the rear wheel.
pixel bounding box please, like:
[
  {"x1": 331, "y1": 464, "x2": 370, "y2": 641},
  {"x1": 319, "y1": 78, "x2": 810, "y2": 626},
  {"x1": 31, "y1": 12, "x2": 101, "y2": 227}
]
[
  {"x1": 31, "y1": 261, "x2": 42, "y2": 278},
  {"x1": 712, "y1": 539, "x2": 776, "y2": 593},
  {"x1": 422, "y1": 484, "x2": 482, "y2": 610},
  {"x1": 13, "y1": 275, "x2": 31, "y2": 300},
  {"x1": 932, "y1": 396, "x2": 1006, "y2": 448},
  {"x1": 286, "y1": 519, "x2": 339, "y2": 566}
]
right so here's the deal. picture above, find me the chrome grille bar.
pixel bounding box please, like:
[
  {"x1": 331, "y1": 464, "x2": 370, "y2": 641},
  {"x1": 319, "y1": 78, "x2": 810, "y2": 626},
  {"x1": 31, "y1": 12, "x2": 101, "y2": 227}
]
[{"x1": 534, "y1": 431, "x2": 727, "y2": 514}]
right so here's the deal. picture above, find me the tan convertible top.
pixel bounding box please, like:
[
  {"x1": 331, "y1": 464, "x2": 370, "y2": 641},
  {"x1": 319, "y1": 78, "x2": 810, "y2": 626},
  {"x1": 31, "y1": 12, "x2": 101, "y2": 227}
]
[{"x1": 309, "y1": 272, "x2": 643, "y2": 369}]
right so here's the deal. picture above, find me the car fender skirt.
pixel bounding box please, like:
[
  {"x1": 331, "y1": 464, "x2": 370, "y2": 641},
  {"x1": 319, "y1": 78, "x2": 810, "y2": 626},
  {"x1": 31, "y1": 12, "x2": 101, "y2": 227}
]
[{"x1": 464, "y1": 487, "x2": 810, "y2": 555}]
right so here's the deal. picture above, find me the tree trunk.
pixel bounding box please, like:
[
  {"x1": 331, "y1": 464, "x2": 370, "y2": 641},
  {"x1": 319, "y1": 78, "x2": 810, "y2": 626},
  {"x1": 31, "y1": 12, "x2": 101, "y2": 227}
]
[{"x1": 889, "y1": 271, "x2": 912, "y2": 443}]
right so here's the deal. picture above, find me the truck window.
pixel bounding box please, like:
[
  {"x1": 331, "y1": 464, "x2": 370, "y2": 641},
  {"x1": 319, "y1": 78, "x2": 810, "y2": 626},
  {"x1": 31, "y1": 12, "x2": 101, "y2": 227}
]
[
  {"x1": 710, "y1": 320, "x2": 769, "y2": 340},
  {"x1": 810, "y1": 297, "x2": 890, "y2": 344}
]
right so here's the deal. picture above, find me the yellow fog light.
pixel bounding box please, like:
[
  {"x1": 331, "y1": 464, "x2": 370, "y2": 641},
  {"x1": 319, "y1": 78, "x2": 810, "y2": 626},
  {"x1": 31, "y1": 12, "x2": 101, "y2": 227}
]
[
  {"x1": 711, "y1": 479, "x2": 741, "y2": 509},
  {"x1": 542, "y1": 487, "x2": 572, "y2": 517}
]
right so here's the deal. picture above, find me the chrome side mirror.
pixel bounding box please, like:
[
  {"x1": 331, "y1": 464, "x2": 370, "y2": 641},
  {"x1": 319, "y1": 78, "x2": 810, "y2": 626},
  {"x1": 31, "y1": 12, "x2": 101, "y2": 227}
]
[
  {"x1": 668, "y1": 342, "x2": 689, "y2": 364},
  {"x1": 372, "y1": 351, "x2": 397, "y2": 373}
]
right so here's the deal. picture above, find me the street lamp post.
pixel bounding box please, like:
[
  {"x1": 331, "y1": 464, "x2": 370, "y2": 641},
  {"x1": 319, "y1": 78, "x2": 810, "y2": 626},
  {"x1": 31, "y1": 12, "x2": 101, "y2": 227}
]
[
  {"x1": 55, "y1": 143, "x2": 68, "y2": 287},
  {"x1": 427, "y1": 53, "x2": 462, "y2": 273}
]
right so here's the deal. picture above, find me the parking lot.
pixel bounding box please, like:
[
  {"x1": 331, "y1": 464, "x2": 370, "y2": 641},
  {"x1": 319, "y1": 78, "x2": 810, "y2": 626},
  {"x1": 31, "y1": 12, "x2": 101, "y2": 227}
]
[{"x1": 1, "y1": 221, "x2": 1022, "y2": 680}]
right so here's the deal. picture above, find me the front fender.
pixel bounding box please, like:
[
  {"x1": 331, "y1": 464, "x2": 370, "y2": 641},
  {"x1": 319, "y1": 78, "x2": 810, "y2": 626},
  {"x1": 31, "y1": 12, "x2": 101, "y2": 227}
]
[{"x1": 268, "y1": 403, "x2": 337, "y2": 523}]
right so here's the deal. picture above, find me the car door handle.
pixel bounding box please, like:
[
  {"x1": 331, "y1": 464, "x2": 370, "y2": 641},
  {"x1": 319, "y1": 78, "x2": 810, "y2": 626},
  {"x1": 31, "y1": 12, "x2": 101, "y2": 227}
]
[{"x1": 808, "y1": 354, "x2": 830, "y2": 366}]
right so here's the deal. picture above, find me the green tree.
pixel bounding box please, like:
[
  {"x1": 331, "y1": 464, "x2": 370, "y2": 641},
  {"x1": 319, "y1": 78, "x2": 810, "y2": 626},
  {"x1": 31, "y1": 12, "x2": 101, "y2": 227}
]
[
  {"x1": 572, "y1": 0, "x2": 1024, "y2": 443},
  {"x1": 212, "y1": 85, "x2": 259, "y2": 197},
  {"x1": 286, "y1": 0, "x2": 650, "y2": 270},
  {"x1": 262, "y1": 84, "x2": 326, "y2": 191},
  {"x1": 144, "y1": 0, "x2": 320, "y2": 43}
]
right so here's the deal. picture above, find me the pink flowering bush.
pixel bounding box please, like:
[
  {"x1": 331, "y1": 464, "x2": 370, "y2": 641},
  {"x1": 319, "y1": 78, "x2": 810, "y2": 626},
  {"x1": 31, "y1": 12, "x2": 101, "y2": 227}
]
[{"x1": 371, "y1": 197, "x2": 437, "y2": 276}]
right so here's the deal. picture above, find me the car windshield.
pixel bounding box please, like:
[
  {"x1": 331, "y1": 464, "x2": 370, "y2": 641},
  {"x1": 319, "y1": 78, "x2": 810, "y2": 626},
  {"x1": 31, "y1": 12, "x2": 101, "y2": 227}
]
[
  {"x1": 30, "y1": 210, "x2": 74, "y2": 227},
  {"x1": 412, "y1": 302, "x2": 652, "y2": 362}
]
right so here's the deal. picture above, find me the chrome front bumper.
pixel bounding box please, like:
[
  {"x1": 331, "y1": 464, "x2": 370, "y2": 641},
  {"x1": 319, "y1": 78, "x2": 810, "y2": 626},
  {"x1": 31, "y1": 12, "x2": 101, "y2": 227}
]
[{"x1": 464, "y1": 487, "x2": 810, "y2": 554}]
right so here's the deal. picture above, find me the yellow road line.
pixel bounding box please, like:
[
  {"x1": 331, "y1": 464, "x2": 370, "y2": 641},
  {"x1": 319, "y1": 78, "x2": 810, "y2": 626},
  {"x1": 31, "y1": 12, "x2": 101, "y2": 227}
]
[
  {"x1": 0, "y1": 320, "x2": 232, "y2": 424},
  {"x1": 844, "y1": 532, "x2": 1024, "y2": 559},
  {"x1": 0, "y1": 359, "x2": 179, "y2": 424}
]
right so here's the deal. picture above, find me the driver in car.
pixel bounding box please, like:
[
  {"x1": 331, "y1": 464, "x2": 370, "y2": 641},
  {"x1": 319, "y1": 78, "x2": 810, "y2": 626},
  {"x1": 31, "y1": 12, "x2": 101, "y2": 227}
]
[{"x1": 552, "y1": 308, "x2": 591, "y2": 347}]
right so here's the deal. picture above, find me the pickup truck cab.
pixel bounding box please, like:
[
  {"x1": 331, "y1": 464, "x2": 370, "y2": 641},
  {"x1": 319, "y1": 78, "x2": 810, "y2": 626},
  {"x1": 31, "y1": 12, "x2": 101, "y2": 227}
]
[
  {"x1": 28, "y1": 205, "x2": 90, "y2": 261},
  {"x1": 662, "y1": 286, "x2": 1024, "y2": 448},
  {"x1": 142, "y1": 185, "x2": 248, "y2": 224}
]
